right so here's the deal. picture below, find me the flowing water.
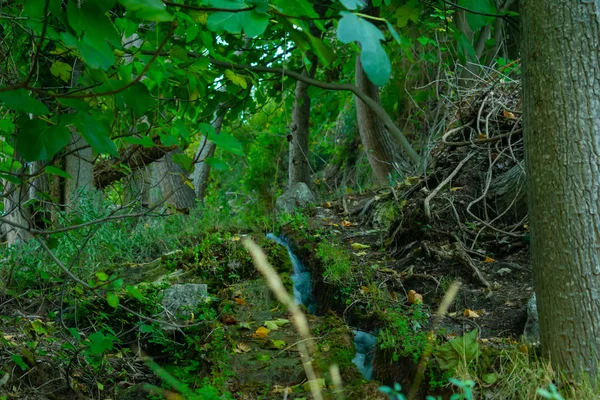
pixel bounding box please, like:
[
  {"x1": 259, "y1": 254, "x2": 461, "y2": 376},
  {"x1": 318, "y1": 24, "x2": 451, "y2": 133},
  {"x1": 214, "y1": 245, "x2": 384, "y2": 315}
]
[{"x1": 267, "y1": 233, "x2": 377, "y2": 380}]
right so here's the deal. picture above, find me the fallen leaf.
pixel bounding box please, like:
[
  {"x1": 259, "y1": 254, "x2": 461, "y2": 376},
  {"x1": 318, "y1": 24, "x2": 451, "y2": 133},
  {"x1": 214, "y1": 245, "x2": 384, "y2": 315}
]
[
  {"x1": 231, "y1": 236, "x2": 241, "y2": 241},
  {"x1": 239, "y1": 322, "x2": 252, "y2": 330},
  {"x1": 519, "y1": 345, "x2": 529, "y2": 355},
  {"x1": 341, "y1": 220, "x2": 353, "y2": 227},
  {"x1": 464, "y1": 309, "x2": 480, "y2": 318},
  {"x1": 265, "y1": 339, "x2": 286, "y2": 350},
  {"x1": 503, "y1": 110, "x2": 516, "y2": 119},
  {"x1": 478, "y1": 134, "x2": 488, "y2": 140},
  {"x1": 234, "y1": 342, "x2": 251, "y2": 353},
  {"x1": 450, "y1": 187, "x2": 463, "y2": 191},
  {"x1": 220, "y1": 315, "x2": 237, "y2": 325},
  {"x1": 483, "y1": 256, "x2": 496, "y2": 263},
  {"x1": 253, "y1": 326, "x2": 270, "y2": 339},
  {"x1": 360, "y1": 286, "x2": 370, "y2": 294},
  {"x1": 354, "y1": 251, "x2": 367, "y2": 257},
  {"x1": 350, "y1": 243, "x2": 370, "y2": 250},
  {"x1": 272, "y1": 386, "x2": 292, "y2": 394},
  {"x1": 234, "y1": 297, "x2": 246, "y2": 306},
  {"x1": 323, "y1": 202, "x2": 332, "y2": 208},
  {"x1": 408, "y1": 290, "x2": 423, "y2": 304}
]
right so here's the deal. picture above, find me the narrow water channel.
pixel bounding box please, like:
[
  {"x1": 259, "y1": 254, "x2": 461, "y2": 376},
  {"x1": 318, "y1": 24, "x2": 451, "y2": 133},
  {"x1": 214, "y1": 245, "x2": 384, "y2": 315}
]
[{"x1": 266, "y1": 233, "x2": 377, "y2": 380}]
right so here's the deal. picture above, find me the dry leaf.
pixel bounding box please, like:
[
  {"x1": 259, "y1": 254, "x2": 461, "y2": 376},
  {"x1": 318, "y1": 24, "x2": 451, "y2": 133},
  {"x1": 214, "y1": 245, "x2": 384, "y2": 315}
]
[
  {"x1": 360, "y1": 285, "x2": 370, "y2": 294},
  {"x1": 221, "y1": 315, "x2": 237, "y2": 325},
  {"x1": 408, "y1": 290, "x2": 423, "y2": 304},
  {"x1": 253, "y1": 326, "x2": 270, "y2": 339},
  {"x1": 323, "y1": 202, "x2": 332, "y2": 208},
  {"x1": 503, "y1": 110, "x2": 516, "y2": 119},
  {"x1": 464, "y1": 309, "x2": 480, "y2": 318},
  {"x1": 341, "y1": 220, "x2": 353, "y2": 227},
  {"x1": 483, "y1": 256, "x2": 496, "y2": 263},
  {"x1": 450, "y1": 187, "x2": 463, "y2": 191},
  {"x1": 478, "y1": 134, "x2": 488, "y2": 140},
  {"x1": 519, "y1": 345, "x2": 529, "y2": 355},
  {"x1": 234, "y1": 297, "x2": 246, "y2": 306},
  {"x1": 350, "y1": 243, "x2": 370, "y2": 250},
  {"x1": 234, "y1": 342, "x2": 251, "y2": 353}
]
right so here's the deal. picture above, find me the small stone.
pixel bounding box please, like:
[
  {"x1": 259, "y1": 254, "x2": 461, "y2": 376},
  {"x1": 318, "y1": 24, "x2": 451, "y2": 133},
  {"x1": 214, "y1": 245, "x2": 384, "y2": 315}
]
[{"x1": 496, "y1": 267, "x2": 512, "y2": 276}]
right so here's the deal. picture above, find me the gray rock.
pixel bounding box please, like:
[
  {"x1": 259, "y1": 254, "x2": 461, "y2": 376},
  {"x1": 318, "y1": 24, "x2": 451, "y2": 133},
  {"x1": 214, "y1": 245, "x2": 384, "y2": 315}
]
[
  {"x1": 275, "y1": 182, "x2": 316, "y2": 213},
  {"x1": 523, "y1": 293, "x2": 539, "y2": 343},
  {"x1": 160, "y1": 284, "x2": 208, "y2": 330},
  {"x1": 496, "y1": 267, "x2": 512, "y2": 277}
]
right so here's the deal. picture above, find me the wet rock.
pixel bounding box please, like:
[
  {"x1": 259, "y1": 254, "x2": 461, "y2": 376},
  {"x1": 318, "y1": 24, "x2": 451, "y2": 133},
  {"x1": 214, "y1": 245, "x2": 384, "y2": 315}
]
[
  {"x1": 523, "y1": 293, "x2": 539, "y2": 343},
  {"x1": 276, "y1": 182, "x2": 316, "y2": 213}
]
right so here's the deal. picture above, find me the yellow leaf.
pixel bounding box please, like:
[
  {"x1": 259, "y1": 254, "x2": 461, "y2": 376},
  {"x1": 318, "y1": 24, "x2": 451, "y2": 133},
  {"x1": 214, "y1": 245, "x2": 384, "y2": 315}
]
[
  {"x1": 464, "y1": 309, "x2": 480, "y2": 318},
  {"x1": 225, "y1": 69, "x2": 247, "y2": 89},
  {"x1": 450, "y1": 187, "x2": 463, "y2": 191},
  {"x1": 341, "y1": 220, "x2": 353, "y2": 227},
  {"x1": 503, "y1": 110, "x2": 516, "y2": 119},
  {"x1": 483, "y1": 256, "x2": 496, "y2": 263},
  {"x1": 253, "y1": 326, "x2": 270, "y2": 338},
  {"x1": 408, "y1": 290, "x2": 423, "y2": 304},
  {"x1": 184, "y1": 179, "x2": 194, "y2": 190},
  {"x1": 351, "y1": 243, "x2": 370, "y2": 250},
  {"x1": 354, "y1": 251, "x2": 367, "y2": 257}
]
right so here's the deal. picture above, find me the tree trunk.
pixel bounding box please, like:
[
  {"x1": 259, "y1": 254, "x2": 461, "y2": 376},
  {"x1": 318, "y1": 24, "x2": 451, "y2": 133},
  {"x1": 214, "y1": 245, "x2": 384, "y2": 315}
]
[
  {"x1": 150, "y1": 149, "x2": 196, "y2": 212},
  {"x1": 355, "y1": 56, "x2": 406, "y2": 184},
  {"x1": 65, "y1": 129, "x2": 94, "y2": 206},
  {"x1": 2, "y1": 182, "x2": 32, "y2": 245},
  {"x1": 522, "y1": 0, "x2": 600, "y2": 377},
  {"x1": 191, "y1": 110, "x2": 226, "y2": 201},
  {"x1": 289, "y1": 72, "x2": 312, "y2": 188}
]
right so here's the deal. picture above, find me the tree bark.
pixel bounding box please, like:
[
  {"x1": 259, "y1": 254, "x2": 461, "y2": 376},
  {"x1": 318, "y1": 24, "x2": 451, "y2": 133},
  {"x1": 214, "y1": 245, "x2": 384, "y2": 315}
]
[
  {"x1": 355, "y1": 56, "x2": 406, "y2": 184},
  {"x1": 2, "y1": 182, "x2": 32, "y2": 245},
  {"x1": 65, "y1": 129, "x2": 94, "y2": 206},
  {"x1": 522, "y1": 0, "x2": 600, "y2": 377},
  {"x1": 289, "y1": 72, "x2": 312, "y2": 188},
  {"x1": 191, "y1": 109, "x2": 226, "y2": 201},
  {"x1": 150, "y1": 149, "x2": 196, "y2": 212}
]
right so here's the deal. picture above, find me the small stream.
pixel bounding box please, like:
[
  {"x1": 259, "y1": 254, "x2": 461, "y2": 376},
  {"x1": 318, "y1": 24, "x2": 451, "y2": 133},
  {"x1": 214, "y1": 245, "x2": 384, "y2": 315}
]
[{"x1": 267, "y1": 233, "x2": 378, "y2": 380}]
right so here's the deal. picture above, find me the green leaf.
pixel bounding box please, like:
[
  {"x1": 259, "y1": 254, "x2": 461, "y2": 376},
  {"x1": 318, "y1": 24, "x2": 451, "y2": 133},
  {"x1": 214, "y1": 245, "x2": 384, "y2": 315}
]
[
  {"x1": 207, "y1": 131, "x2": 245, "y2": 156},
  {"x1": 207, "y1": 0, "x2": 269, "y2": 38},
  {"x1": 120, "y1": 83, "x2": 154, "y2": 116},
  {"x1": 96, "y1": 271, "x2": 109, "y2": 281},
  {"x1": 0, "y1": 90, "x2": 49, "y2": 115},
  {"x1": 73, "y1": 114, "x2": 119, "y2": 157},
  {"x1": 61, "y1": 32, "x2": 115, "y2": 71},
  {"x1": 45, "y1": 166, "x2": 72, "y2": 179},
  {"x1": 57, "y1": 97, "x2": 91, "y2": 112},
  {"x1": 395, "y1": 0, "x2": 422, "y2": 28},
  {"x1": 11, "y1": 355, "x2": 28, "y2": 371},
  {"x1": 272, "y1": 0, "x2": 318, "y2": 18},
  {"x1": 337, "y1": 12, "x2": 391, "y2": 86},
  {"x1": 140, "y1": 324, "x2": 154, "y2": 333},
  {"x1": 172, "y1": 153, "x2": 195, "y2": 172},
  {"x1": 204, "y1": 157, "x2": 229, "y2": 170},
  {"x1": 107, "y1": 292, "x2": 119, "y2": 308},
  {"x1": 0, "y1": 174, "x2": 22, "y2": 185},
  {"x1": 16, "y1": 119, "x2": 70, "y2": 161},
  {"x1": 118, "y1": 0, "x2": 173, "y2": 21},
  {"x1": 0, "y1": 119, "x2": 15, "y2": 134},
  {"x1": 339, "y1": 0, "x2": 366, "y2": 10},
  {"x1": 87, "y1": 331, "x2": 114, "y2": 355},
  {"x1": 126, "y1": 285, "x2": 144, "y2": 301},
  {"x1": 455, "y1": 30, "x2": 477, "y2": 64},
  {"x1": 123, "y1": 135, "x2": 155, "y2": 148},
  {"x1": 307, "y1": 34, "x2": 336, "y2": 66},
  {"x1": 50, "y1": 61, "x2": 73, "y2": 83},
  {"x1": 458, "y1": 0, "x2": 496, "y2": 31}
]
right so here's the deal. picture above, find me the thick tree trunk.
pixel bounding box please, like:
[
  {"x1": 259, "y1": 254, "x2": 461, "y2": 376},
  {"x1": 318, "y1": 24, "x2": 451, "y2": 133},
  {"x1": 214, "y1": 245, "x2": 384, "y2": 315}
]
[
  {"x1": 522, "y1": 0, "x2": 600, "y2": 377},
  {"x1": 65, "y1": 129, "x2": 94, "y2": 205},
  {"x1": 191, "y1": 110, "x2": 226, "y2": 201},
  {"x1": 355, "y1": 56, "x2": 406, "y2": 184},
  {"x1": 289, "y1": 73, "x2": 312, "y2": 188},
  {"x1": 150, "y1": 149, "x2": 196, "y2": 212}
]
